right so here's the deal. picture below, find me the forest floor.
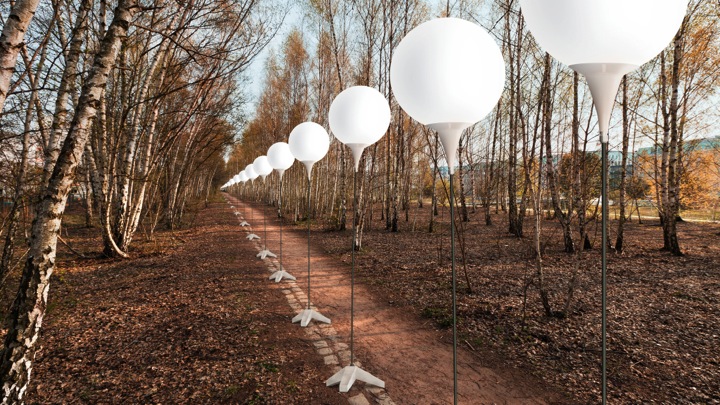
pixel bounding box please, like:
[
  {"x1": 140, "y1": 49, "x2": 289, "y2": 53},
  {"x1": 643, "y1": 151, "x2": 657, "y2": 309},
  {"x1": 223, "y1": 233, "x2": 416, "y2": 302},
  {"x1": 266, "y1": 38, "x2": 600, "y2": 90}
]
[
  {"x1": 18, "y1": 199, "x2": 348, "y2": 404},
  {"x1": 10, "y1": 195, "x2": 563, "y2": 405},
  {"x1": 4, "y1": 195, "x2": 717, "y2": 404},
  {"x1": 294, "y1": 201, "x2": 720, "y2": 404}
]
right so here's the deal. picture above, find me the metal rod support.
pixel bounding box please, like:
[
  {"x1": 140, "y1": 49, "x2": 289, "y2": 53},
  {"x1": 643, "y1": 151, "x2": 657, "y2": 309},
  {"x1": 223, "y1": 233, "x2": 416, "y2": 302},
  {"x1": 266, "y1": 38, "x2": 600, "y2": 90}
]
[
  {"x1": 263, "y1": 181, "x2": 267, "y2": 249},
  {"x1": 450, "y1": 172, "x2": 458, "y2": 405},
  {"x1": 307, "y1": 177, "x2": 312, "y2": 309},
  {"x1": 601, "y1": 141, "x2": 608, "y2": 405},
  {"x1": 350, "y1": 170, "x2": 357, "y2": 366},
  {"x1": 279, "y1": 177, "x2": 283, "y2": 270}
]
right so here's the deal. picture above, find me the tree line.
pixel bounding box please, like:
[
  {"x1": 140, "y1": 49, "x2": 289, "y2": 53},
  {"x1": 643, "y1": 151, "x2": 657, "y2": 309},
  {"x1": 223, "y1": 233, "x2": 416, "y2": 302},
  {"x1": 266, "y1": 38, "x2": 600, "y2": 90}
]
[
  {"x1": 229, "y1": 0, "x2": 718, "y2": 314},
  {"x1": 0, "y1": 0, "x2": 282, "y2": 400}
]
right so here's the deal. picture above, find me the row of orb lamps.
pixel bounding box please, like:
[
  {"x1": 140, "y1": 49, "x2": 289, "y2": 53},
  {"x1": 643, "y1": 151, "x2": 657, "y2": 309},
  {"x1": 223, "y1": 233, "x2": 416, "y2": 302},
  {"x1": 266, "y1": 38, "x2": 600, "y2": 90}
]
[{"x1": 221, "y1": 1, "x2": 688, "y2": 402}]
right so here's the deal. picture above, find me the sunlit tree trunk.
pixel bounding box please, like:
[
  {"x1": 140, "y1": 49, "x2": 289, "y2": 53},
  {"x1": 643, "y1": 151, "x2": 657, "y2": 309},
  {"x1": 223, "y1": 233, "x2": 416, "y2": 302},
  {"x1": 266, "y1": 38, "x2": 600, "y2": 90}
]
[
  {"x1": 0, "y1": 0, "x2": 42, "y2": 112},
  {"x1": 616, "y1": 77, "x2": 630, "y2": 253},
  {"x1": 0, "y1": 2, "x2": 140, "y2": 400}
]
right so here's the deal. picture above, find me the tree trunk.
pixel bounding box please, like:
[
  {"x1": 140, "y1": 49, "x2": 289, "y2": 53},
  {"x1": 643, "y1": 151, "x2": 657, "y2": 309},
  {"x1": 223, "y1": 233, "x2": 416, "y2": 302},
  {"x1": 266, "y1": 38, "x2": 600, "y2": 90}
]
[
  {"x1": 457, "y1": 134, "x2": 469, "y2": 222},
  {"x1": 541, "y1": 53, "x2": 574, "y2": 253},
  {"x1": 0, "y1": 3, "x2": 139, "y2": 400},
  {"x1": 338, "y1": 145, "x2": 347, "y2": 230},
  {"x1": 658, "y1": 26, "x2": 685, "y2": 256},
  {"x1": 615, "y1": 77, "x2": 630, "y2": 253},
  {"x1": 664, "y1": 29, "x2": 684, "y2": 256},
  {"x1": 0, "y1": 0, "x2": 42, "y2": 112},
  {"x1": 485, "y1": 102, "x2": 500, "y2": 226},
  {"x1": 42, "y1": 0, "x2": 93, "y2": 185},
  {"x1": 506, "y1": 8, "x2": 521, "y2": 237},
  {"x1": 84, "y1": 169, "x2": 94, "y2": 228}
]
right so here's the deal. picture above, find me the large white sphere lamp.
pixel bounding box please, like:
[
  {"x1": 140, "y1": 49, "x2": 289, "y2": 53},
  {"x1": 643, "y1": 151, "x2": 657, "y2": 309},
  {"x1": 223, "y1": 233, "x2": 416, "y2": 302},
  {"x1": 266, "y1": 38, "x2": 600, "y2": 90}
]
[
  {"x1": 390, "y1": 17, "x2": 504, "y2": 173},
  {"x1": 267, "y1": 142, "x2": 295, "y2": 178},
  {"x1": 253, "y1": 156, "x2": 273, "y2": 180},
  {"x1": 519, "y1": 1, "x2": 689, "y2": 403},
  {"x1": 390, "y1": 17, "x2": 505, "y2": 405},
  {"x1": 245, "y1": 164, "x2": 258, "y2": 182},
  {"x1": 252, "y1": 156, "x2": 275, "y2": 260},
  {"x1": 520, "y1": 0, "x2": 688, "y2": 142},
  {"x1": 329, "y1": 86, "x2": 391, "y2": 171},
  {"x1": 266, "y1": 142, "x2": 297, "y2": 282},
  {"x1": 325, "y1": 86, "x2": 390, "y2": 392},
  {"x1": 288, "y1": 122, "x2": 330, "y2": 179},
  {"x1": 288, "y1": 122, "x2": 331, "y2": 327}
]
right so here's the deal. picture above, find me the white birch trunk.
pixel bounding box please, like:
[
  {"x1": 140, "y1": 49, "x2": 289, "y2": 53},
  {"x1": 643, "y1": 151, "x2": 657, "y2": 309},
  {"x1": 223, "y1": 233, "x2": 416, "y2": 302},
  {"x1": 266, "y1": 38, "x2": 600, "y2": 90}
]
[{"x1": 0, "y1": 2, "x2": 139, "y2": 400}]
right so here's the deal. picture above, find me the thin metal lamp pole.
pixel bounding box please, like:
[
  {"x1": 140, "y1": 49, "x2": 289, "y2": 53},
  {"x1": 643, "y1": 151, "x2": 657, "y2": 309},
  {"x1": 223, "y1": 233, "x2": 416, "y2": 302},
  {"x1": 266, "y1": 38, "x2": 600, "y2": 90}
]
[
  {"x1": 260, "y1": 178, "x2": 267, "y2": 251},
  {"x1": 292, "y1": 169, "x2": 329, "y2": 327},
  {"x1": 350, "y1": 170, "x2": 358, "y2": 365},
  {"x1": 307, "y1": 177, "x2": 312, "y2": 310},
  {"x1": 263, "y1": 180, "x2": 267, "y2": 249},
  {"x1": 279, "y1": 176, "x2": 283, "y2": 273},
  {"x1": 449, "y1": 171, "x2": 458, "y2": 405},
  {"x1": 601, "y1": 140, "x2": 608, "y2": 405}
]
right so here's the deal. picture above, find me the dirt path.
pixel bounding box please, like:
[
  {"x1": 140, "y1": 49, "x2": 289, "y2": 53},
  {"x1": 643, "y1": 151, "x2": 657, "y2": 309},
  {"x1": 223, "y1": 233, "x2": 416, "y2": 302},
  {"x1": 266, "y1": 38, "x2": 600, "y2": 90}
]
[{"x1": 228, "y1": 195, "x2": 565, "y2": 405}]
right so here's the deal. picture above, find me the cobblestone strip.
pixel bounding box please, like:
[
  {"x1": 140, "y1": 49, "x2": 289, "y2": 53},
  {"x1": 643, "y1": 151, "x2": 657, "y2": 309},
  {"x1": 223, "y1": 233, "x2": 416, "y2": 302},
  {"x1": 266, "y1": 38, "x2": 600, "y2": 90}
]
[{"x1": 224, "y1": 196, "x2": 396, "y2": 405}]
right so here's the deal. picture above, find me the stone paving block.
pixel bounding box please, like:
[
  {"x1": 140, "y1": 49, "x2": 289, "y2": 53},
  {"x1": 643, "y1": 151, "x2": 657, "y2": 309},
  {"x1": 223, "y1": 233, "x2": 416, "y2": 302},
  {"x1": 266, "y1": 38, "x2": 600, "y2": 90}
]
[{"x1": 317, "y1": 347, "x2": 333, "y2": 356}]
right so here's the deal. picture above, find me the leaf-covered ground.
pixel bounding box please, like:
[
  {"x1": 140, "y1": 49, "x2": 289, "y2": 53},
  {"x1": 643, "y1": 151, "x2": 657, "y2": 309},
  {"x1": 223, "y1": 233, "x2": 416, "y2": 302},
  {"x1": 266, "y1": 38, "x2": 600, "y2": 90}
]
[
  {"x1": 5, "y1": 197, "x2": 718, "y2": 404},
  {"x1": 21, "y1": 202, "x2": 348, "y2": 404},
  {"x1": 303, "y1": 204, "x2": 720, "y2": 404}
]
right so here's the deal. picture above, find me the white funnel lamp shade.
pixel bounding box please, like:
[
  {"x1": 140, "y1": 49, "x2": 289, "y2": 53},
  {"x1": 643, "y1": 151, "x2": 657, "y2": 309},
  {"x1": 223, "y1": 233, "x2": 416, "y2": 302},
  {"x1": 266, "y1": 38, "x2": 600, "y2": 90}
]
[
  {"x1": 267, "y1": 142, "x2": 295, "y2": 178},
  {"x1": 390, "y1": 17, "x2": 505, "y2": 174},
  {"x1": 329, "y1": 86, "x2": 391, "y2": 171},
  {"x1": 288, "y1": 122, "x2": 330, "y2": 179},
  {"x1": 253, "y1": 155, "x2": 273, "y2": 180},
  {"x1": 519, "y1": 0, "x2": 688, "y2": 142}
]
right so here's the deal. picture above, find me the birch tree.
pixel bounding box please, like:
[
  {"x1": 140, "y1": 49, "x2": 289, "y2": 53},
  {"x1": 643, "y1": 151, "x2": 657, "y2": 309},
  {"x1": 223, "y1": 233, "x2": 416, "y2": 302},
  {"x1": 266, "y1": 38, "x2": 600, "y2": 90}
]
[{"x1": 0, "y1": 1, "x2": 141, "y2": 399}]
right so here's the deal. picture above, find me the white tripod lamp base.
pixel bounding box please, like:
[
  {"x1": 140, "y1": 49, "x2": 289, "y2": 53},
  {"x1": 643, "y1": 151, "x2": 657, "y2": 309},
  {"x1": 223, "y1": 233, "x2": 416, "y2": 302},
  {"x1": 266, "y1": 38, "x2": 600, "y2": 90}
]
[
  {"x1": 292, "y1": 309, "x2": 331, "y2": 327},
  {"x1": 234, "y1": 212, "x2": 241, "y2": 216},
  {"x1": 269, "y1": 270, "x2": 296, "y2": 282},
  {"x1": 326, "y1": 365, "x2": 385, "y2": 393},
  {"x1": 230, "y1": 205, "x2": 235, "y2": 208},
  {"x1": 240, "y1": 221, "x2": 250, "y2": 227},
  {"x1": 256, "y1": 249, "x2": 277, "y2": 259},
  {"x1": 246, "y1": 234, "x2": 260, "y2": 241}
]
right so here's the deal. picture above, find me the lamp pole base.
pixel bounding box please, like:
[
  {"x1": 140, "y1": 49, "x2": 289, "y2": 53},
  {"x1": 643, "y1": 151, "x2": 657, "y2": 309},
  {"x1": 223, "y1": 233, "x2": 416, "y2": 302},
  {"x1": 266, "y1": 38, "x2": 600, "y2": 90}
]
[
  {"x1": 326, "y1": 365, "x2": 385, "y2": 393},
  {"x1": 246, "y1": 234, "x2": 260, "y2": 241},
  {"x1": 269, "y1": 270, "x2": 296, "y2": 282},
  {"x1": 292, "y1": 308, "x2": 331, "y2": 327},
  {"x1": 256, "y1": 249, "x2": 277, "y2": 259},
  {"x1": 240, "y1": 221, "x2": 250, "y2": 227}
]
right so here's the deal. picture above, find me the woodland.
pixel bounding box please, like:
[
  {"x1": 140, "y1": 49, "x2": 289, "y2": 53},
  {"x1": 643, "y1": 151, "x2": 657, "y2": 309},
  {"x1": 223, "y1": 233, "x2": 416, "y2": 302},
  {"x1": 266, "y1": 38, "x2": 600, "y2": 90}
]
[{"x1": 0, "y1": 0, "x2": 718, "y2": 403}]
